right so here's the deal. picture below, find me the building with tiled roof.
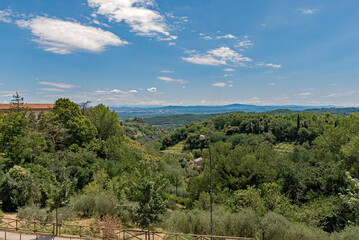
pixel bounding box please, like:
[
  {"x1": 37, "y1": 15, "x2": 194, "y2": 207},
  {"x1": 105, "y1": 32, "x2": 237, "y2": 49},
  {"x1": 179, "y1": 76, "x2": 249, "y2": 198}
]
[{"x1": 0, "y1": 103, "x2": 55, "y2": 119}]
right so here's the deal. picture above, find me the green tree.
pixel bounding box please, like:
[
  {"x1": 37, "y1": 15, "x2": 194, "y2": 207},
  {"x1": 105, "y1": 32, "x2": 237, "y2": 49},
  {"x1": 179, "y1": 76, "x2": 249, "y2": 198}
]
[
  {"x1": 86, "y1": 104, "x2": 124, "y2": 140},
  {"x1": 10, "y1": 92, "x2": 25, "y2": 112},
  {"x1": 130, "y1": 167, "x2": 168, "y2": 239},
  {"x1": 0, "y1": 166, "x2": 39, "y2": 211},
  {"x1": 52, "y1": 98, "x2": 97, "y2": 146},
  {"x1": 45, "y1": 173, "x2": 76, "y2": 234}
]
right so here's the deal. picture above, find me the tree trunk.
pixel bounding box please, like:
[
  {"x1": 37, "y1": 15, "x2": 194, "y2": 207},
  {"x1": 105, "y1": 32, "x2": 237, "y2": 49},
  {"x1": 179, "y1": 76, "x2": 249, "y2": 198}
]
[{"x1": 56, "y1": 208, "x2": 58, "y2": 235}]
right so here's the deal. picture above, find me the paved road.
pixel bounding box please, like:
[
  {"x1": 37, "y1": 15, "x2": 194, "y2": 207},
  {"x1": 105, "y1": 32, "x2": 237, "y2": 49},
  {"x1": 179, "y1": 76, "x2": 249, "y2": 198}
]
[{"x1": 0, "y1": 231, "x2": 87, "y2": 240}]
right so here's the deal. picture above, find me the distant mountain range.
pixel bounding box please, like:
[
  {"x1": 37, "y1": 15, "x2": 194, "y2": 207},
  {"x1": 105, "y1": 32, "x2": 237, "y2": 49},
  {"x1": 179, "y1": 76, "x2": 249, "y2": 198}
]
[{"x1": 110, "y1": 103, "x2": 359, "y2": 119}]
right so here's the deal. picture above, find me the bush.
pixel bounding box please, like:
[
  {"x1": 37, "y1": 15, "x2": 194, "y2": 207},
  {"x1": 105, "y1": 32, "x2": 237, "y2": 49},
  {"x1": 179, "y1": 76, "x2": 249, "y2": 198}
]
[
  {"x1": 163, "y1": 207, "x2": 259, "y2": 238},
  {"x1": 72, "y1": 193, "x2": 118, "y2": 219},
  {"x1": 17, "y1": 205, "x2": 54, "y2": 223},
  {"x1": 117, "y1": 201, "x2": 138, "y2": 224},
  {"x1": 261, "y1": 212, "x2": 328, "y2": 240},
  {"x1": 57, "y1": 207, "x2": 76, "y2": 224},
  {"x1": 72, "y1": 194, "x2": 96, "y2": 217},
  {"x1": 331, "y1": 226, "x2": 359, "y2": 240},
  {"x1": 17, "y1": 205, "x2": 75, "y2": 224},
  {"x1": 95, "y1": 194, "x2": 118, "y2": 218}
]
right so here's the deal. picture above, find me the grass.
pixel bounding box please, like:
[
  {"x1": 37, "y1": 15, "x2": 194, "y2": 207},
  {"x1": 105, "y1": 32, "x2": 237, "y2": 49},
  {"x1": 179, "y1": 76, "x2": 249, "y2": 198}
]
[
  {"x1": 161, "y1": 142, "x2": 186, "y2": 154},
  {"x1": 273, "y1": 143, "x2": 295, "y2": 154}
]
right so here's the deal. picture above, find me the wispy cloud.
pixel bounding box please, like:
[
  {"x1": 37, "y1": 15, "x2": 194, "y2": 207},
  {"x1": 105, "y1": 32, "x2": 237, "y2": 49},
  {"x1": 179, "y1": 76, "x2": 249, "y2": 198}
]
[
  {"x1": 266, "y1": 63, "x2": 282, "y2": 68},
  {"x1": 297, "y1": 92, "x2": 312, "y2": 96},
  {"x1": 212, "y1": 82, "x2": 227, "y2": 87},
  {"x1": 0, "y1": 9, "x2": 12, "y2": 23},
  {"x1": 38, "y1": 81, "x2": 76, "y2": 89},
  {"x1": 235, "y1": 39, "x2": 254, "y2": 49},
  {"x1": 223, "y1": 68, "x2": 235, "y2": 72},
  {"x1": 216, "y1": 34, "x2": 237, "y2": 39},
  {"x1": 212, "y1": 81, "x2": 233, "y2": 88},
  {"x1": 147, "y1": 87, "x2": 157, "y2": 92},
  {"x1": 300, "y1": 8, "x2": 318, "y2": 15},
  {"x1": 38, "y1": 88, "x2": 64, "y2": 92},
  {"x1": 87, "y1": 0, "x2": 176, "y2": 40},
  {"x1": 161, "y1": 70, "x2": 173, "y2": 73},
  {"x1": 199, "y1": 33, "x2": 212, "y2": 40},
  {"x1": 17, "y1": 16, "x2": 128, "y2": 54},
  {"x1": 182, "y1": 47, "x2": 252, "y2": 66},
  {"x1": 157, "y1": 76, "x2": 187, "y2": 84},
  {"x1": 268, "y1": 83, "x2": 276, "y2": 86}
]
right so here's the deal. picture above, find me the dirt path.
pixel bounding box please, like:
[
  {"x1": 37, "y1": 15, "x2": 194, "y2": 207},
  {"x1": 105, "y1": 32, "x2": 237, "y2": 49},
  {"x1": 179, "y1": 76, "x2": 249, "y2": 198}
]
[{"x1": 0, "y1": 231, "x2": 87, "y2": 240}]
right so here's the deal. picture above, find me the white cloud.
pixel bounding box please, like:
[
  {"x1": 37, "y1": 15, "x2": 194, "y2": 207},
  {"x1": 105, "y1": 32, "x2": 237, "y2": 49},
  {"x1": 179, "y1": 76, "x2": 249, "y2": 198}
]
[
  {"x1": 87, "y1": 0, "x2": 176, "y2": 39},
  {"x1": 250, "y1": 97, "x2": 261, "y2": 103},
  {"x1": 0, "y1": 9, "x2": 12, "y2": 23},
  {"x1": 157, "y1": 76, "x2": 187, "y2": 84},
  {"x1": 95, "y1": 88, "x2": 137, "y2": 95},
  {"x1": 182, "y1": 47, "x2": 252, "y2": 66},
  {"x1": 269, "y1": 83, "x2": 276, "y2": 86},
  {"x1": 147, "y1": 87, "x2": 157, "y2": 92},
  {"x1": 223, "y1": 68, "x2": 235, "y2": 72},
  {"x1": 212, "y1": 82, "x2": 227, "y2": 87},
  {"x1": 216, "y1": 34, "x2": 237, "y2": 39},
  {"x1": 298, "y1": 92, "x2": 312, "y2": 96},
  {"x1": 38, "y1": 81, "x2": 76, "y2": 89},
  {"x1": 38, "y1": 88, "x2": 64, "y2": 92},
  {"x1": 161, "y1": 70, "x2": 173, "y2": 73},
  {"x1": 110, "y1": 89, "x2": 127, "y2": 94},
  {"x1": 202, "y1": 36, "x2": 212, "y2": 40},
  {"x1": 212, "y1": 81, "x2": 233, "y2": 88},
  {"x1": 199, "y1": 33, "x2": 212, "y2": 40},
  {"x1": 300, "y1": 8, "x2": 318, "y2": 15},
  {"x1": 236, "y1": 39, "x2": 254, "y2": 48},
  {"x1": 266, "y1": 63, "x2": 282, "y2": 68},
  {"x1": 322, "y1": 93, "x2": 341, "y2": 98},
  {"x1": 168, "y1": 42, "x2": 176, "y2": 46},
  {"x1": 182, "y1": 54, "x2": 226, "y2": 66},
  {"x1": 17, "y1": 16, "x2": 128, "y2": 54}
]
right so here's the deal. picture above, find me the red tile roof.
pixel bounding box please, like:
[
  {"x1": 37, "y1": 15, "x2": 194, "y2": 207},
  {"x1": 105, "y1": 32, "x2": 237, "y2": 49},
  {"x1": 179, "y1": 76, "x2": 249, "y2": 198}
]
[{"x1": 0, "y1": 103, "x2": 55, "y2": 110}]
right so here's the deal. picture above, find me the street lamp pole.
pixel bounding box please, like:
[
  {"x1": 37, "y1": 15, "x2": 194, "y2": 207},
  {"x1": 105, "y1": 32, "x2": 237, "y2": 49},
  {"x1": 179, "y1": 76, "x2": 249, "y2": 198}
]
[{"x1": 199, "y1": 135, "x2": 213, "y2": 240}]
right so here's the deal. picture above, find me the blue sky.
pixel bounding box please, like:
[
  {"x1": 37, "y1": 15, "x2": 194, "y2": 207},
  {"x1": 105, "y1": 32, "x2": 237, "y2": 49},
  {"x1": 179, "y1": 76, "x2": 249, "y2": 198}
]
[{"x1": 1, "y1": 0, "x2": 359, "y2": 107}]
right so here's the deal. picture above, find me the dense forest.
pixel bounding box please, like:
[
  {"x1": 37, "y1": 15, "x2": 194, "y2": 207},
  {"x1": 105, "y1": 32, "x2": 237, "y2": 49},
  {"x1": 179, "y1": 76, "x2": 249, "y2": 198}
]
[{"x1": 1, "y1": 96, "x2": 359, "y2": 239}]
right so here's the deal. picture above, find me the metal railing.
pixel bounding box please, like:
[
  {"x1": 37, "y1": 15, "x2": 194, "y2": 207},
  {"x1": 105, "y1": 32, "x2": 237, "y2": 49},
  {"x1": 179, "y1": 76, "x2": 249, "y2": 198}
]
[{"x1": 0, "y1": 217, "x2": 254, "y2": 240}]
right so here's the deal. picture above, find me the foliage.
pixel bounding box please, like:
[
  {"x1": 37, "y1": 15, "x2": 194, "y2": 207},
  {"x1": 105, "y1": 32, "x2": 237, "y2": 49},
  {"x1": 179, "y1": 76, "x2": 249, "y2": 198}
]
[
  {"x1": 72, "y1": 193, "x2": 118, "y2": 218},
  {"x1": 163, "y1": 208, "x2": 259, "y2": 238},
  {"x1": 86, "y1": 104, "x2": 124, "y2": 140},
  {"x1": 52, "y1": 98, "x2": 97, "y2": 146},
  {"x1": 2, "y1": 95, "x2": 359, "y2": 237},
  {"x1": 0, "y1": 165, "x2": 39, "y2": 211},
  {"x1": 17, "y1": 204, "x2": 54, "y2": 223},
  {"x1": 129, "y1": 167, "x2": 168, "y2": 229}
]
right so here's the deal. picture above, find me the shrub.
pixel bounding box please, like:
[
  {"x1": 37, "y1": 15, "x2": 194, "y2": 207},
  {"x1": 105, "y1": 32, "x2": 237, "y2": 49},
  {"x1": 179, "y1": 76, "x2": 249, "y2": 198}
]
[
  {"x1": 163, "y1": 207, "x2": 259, "y2": 238},
  {"x1": 261, "y1": 212, "x2": 328, "y2": 240},
  {"x1": 17, "y1": 205, "x2": 54, "y2": 223},
  {"x1": 94, "y1": 194, "x2": 118, "y2": 218},
  {"x1": 72, "y1": 193, "x2": 118, "y2": 219},
  {"x1": 331, "y1": 226, "x2": 359, "y2": 240}
]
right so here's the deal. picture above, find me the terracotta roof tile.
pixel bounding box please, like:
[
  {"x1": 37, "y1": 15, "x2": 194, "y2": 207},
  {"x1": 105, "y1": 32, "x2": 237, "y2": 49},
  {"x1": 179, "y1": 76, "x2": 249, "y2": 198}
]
[{"x1": 0, "y1": 103, "x2": 55, "y2": 110}]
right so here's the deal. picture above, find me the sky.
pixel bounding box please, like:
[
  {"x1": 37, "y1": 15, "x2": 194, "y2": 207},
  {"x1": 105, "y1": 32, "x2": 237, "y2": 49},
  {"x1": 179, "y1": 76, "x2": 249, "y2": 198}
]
[{"x1": 1, "y1": 0, "x2": 359, "y2": 107}]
